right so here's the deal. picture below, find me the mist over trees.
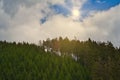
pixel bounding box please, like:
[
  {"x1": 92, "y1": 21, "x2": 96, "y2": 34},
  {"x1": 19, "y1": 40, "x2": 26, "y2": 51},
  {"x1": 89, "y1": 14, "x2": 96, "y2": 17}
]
[{"x1": 0, "y1": 37, "x2": 120, "y2": 80}]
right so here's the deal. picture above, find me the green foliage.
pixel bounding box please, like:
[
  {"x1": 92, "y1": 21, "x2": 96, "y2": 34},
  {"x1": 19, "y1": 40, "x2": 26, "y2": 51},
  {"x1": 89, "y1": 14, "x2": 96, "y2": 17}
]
[
  {"x1": 43, "y1": 37, "x2": 120, "y2": 80},
  {"x1": 0, "y1": 37, "x2": 120, "y2": 80},
  {"x1": 0, "y1": 41, "x2": 90, "y2": 80}
]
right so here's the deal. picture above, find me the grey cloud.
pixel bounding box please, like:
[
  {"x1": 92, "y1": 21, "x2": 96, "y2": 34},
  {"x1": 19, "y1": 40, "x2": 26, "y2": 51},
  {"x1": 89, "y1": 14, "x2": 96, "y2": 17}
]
[
  {"x1": 1, "y1": 0, "x2": 65, "y2": 17},
  {"x1": 0, "y1": 7, "x2": 10, "y2": 30},
  {"x1": 1, "y1": 0, "x2": 38, "y2": 16}
]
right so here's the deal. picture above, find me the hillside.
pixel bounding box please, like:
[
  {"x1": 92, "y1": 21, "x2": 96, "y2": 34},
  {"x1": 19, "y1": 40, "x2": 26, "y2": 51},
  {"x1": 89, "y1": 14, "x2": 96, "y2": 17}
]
[
  {"x1": 0, "y1": 41, "x2": 90, "y2": 80},
  {"x1": 0, "y1": 38, "x2": 120, "y2": 80},
  {"x1": 42, "y1": 37, "x2": 120, "y2": 80}
]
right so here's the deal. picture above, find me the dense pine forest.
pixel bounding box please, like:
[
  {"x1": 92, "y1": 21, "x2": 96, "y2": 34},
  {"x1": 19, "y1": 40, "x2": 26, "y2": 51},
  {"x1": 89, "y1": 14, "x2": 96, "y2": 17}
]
[{"x1": 0, "y1": 37, "x2": 120, "y2": 80}]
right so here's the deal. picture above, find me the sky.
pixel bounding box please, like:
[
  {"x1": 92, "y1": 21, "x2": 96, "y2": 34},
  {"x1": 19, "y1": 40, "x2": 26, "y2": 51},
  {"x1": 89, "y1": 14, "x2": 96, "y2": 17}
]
[{"x1": 0, "y1": 0, "x2": 120, "y2": 46}]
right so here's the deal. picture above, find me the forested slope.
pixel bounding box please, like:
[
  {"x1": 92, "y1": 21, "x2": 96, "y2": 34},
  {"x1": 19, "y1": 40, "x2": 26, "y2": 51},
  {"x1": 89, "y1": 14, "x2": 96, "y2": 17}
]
[
  {"x1": 0, "y1": 37, "x2": 120, "y2": 80},
  {"x1": 0, "y1": 41, "x2": 90, "y2": 80},
  {"x1": 42, "y1": 37, "x2": 120, "y2": 80}
]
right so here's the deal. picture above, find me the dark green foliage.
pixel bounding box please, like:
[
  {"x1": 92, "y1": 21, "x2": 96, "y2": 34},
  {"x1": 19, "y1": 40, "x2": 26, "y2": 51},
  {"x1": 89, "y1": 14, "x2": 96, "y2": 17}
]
[
  {"x1": 0, "y1": 41, "x2": 90, "y2": 80},
  {"x1": 43, "y1": 37, "x2": 120, "y2": 80},
  {"x1": 0, "y1": 37, "x2": 120, "y2": 80}
]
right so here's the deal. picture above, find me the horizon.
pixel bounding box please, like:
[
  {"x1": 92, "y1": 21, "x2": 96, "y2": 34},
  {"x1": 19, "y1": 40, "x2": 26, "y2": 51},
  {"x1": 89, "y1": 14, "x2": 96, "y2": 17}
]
[{"x1": 0, "y1": 0, "x2": 120, "y2": 46}]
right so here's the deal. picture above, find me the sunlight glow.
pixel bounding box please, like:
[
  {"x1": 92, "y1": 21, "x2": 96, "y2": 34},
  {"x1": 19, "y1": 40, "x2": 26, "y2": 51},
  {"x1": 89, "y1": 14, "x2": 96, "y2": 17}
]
[{"x1": 72, "y1": 7, "x2": 80, "y2": 20}]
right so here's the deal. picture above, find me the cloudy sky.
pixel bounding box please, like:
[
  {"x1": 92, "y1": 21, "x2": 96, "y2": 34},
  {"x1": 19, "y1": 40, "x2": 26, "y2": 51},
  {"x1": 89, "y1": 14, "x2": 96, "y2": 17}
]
[{"x1": 0, "y1": 0, "x2": 120, "y2": 46}]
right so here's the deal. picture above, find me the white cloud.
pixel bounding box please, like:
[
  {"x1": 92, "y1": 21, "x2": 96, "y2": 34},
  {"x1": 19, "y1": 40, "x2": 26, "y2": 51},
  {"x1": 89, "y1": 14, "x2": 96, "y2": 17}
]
[
  {"x1": 70, "y1": 0, "x2": 87, "y2": 20},
  {"x1": 0, "y1": 0, "x2": 120, "y2": 46},
  {"x1": 82, "y1": 5, "x2": 120, "y2": 46},
  {"x1": 41, "y1": 15, "x2": 87, "y2": 39},
  {"x1": 0, "y1": 2, "x2": 44, "y2": 43},
  {"x1": 41, "y1": 4, "x2": 120, "y2": 46}
]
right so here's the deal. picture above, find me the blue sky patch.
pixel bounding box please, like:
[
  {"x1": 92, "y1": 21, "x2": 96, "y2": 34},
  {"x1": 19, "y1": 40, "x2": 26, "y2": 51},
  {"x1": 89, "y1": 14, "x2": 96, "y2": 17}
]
[
  {"x1": 50, "y1": 4, "x2": 70, "y2": 16},
  {"x1": 82, "y1": 0, "x2": 120, "y2": 11},
  {"x1": 80, "y1": 0, "x2": 120, "y2": 19},
  {"x1": 40, "y1": 17, "x2": 47, "y2": 24},
  {"x1": 40, "y1": 4, "x2": 71, "y2": 24}
]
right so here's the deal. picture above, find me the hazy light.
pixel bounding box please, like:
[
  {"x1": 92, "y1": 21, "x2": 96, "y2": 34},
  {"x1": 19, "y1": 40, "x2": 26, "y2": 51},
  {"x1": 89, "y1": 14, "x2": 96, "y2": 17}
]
[{"x1": 71, "y1": 7, "x2": 80, "y2": 20}]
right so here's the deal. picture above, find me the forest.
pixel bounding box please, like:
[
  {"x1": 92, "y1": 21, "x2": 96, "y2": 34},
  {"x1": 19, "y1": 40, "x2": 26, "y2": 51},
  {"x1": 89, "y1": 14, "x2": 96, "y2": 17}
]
[{"x1": 0, "y1": 37, "x2": 120, "y2": 80}]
